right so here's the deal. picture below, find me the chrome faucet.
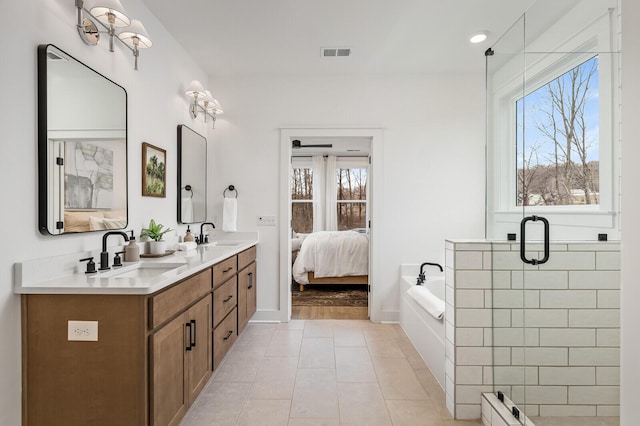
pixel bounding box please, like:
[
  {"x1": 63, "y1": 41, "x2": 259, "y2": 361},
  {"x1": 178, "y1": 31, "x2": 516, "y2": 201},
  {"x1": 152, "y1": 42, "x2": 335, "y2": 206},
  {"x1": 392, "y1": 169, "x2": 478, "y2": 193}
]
[
  {"x1": 99, "y1": 231, "x2": 129, "y2": 270},
  {"x1": 198, "y1": 222, "x2": 215, "y2": 244},
  {"x1": 417, "y1": 262, "x2": 443, "y2": 285}
]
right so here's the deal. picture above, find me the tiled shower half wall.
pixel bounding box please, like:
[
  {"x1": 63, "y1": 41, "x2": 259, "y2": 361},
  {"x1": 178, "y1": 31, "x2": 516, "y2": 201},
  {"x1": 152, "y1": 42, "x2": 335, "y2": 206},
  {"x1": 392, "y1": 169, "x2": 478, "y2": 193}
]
[{"x1": 445, "y1": 240, "x2": 620, "y2": 421}]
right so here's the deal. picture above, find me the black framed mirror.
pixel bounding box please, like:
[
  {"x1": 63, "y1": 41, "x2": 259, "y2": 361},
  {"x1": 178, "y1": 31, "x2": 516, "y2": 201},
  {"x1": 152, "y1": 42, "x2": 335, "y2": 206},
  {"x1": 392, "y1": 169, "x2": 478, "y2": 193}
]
[
  {"x1": 177, "y1": 125, "x2": 207, "y2": 223},
  {"x1": 38, "y1": 44, "x2": 128, "y2": 235}
]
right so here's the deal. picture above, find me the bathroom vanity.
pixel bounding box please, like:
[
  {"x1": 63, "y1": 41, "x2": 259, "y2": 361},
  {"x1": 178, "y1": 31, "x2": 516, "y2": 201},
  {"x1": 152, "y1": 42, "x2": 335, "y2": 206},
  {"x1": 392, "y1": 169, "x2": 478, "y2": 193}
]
[{"x1": 17, "y1": 240, "x2": 257, "y2": 426}]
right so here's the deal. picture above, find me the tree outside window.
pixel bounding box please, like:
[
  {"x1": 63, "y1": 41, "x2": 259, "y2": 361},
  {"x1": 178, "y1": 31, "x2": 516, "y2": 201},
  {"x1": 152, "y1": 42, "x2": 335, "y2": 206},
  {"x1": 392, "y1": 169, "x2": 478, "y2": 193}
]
[
  {"x1": 516, "y1": 55, "x2": 599, "y2": 206},
  {"x1": 337, "y1": 168, "x2": 367, "y2": 230},
  {"x1": 291, "y1": 167, "x2": 313, "y2": 233}
]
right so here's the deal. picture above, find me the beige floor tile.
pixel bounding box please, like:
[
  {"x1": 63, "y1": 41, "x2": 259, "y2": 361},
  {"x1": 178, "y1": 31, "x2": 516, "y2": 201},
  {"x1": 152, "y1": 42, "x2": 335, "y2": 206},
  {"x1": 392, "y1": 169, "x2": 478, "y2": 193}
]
[
  {"x1": 235, "y1": 399, "x2": 291, "y2": 426},
  {"x1": 212, "y1": 357, "x2": 262, "y2": 383},
  {"x1": 290, "y1": 368, "x2": 339, "y2": 418},
  {"x1": 200, "y1": 381, "x2": 252, "y2": 400},
  {"x1": 277, "y1": 319, "x2": 306, "y2": 330},
  {"x1": 337, "y1": 382, "x2": 392, "y2": 426},
  {"x1": 286, "y1": 418, "x2": 341, "y2": 426},
  {"x1": 180, "y1": 398, "x2": 244, "y2": 426},
  {"x1": 249, "y1": 357, "x2": 298, "y2": 400},
  {"x1": 372, "y1": 356, "x2": 428, "y2": 399},
  {"x1": 386, "y1": 399, "x2": 442, "y2": 426},
  {"x1": 333, "y1": 326, "x2": 366, "y2": 347},
  {"x1": 303, "y1": 320, "x2": 335, "y2": 337},
  {"x1": 298, "y1": 337, "x2": 336, "y2": 369},
  {"x1": 335, "y1": 346, "x2": 377, "y2": 383},
  {"x1": 415, "y1": 368, "x2": 447, "y2": 400},
  {"x1": 265, "y1": 329, "x2": 303, "y2": 357},
  {"x1": 365, "y1": 334, "x2": 406, "y2": 357}
]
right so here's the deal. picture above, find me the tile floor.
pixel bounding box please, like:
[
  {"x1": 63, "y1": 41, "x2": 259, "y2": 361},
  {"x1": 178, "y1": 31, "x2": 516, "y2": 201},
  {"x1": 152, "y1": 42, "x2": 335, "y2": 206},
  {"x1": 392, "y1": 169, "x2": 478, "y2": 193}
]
[{"x1": 181, "y1": 319, "x2": 483, "y2": 426}]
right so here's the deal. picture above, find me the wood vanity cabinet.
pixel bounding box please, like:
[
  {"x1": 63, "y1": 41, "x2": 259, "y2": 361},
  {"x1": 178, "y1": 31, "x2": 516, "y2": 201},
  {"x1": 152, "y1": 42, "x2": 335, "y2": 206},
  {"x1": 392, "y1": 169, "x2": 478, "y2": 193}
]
[
  {"x1": 150, "y1": 270, "x2": 212, "y2": 426},
  {"x1": 237, "y1": 246, "x2": 257, "y2": 334}
]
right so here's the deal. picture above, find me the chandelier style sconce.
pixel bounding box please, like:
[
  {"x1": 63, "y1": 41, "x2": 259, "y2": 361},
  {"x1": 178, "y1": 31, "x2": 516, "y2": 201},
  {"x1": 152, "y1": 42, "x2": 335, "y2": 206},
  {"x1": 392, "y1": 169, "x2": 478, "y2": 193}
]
[
  {"x1": 185, "y1": 80, "x2": 224, "y2": 128},
  {"x1": 75, "y1": 0, "x2": 152, "y2": 70}
]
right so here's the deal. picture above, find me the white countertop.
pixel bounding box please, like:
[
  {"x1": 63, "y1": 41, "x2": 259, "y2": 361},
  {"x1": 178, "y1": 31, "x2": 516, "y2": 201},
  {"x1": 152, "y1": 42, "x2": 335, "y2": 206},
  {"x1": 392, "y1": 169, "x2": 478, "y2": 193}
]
[{"x1": 14, "y1": 239, "x2": 258, "y2": 295}]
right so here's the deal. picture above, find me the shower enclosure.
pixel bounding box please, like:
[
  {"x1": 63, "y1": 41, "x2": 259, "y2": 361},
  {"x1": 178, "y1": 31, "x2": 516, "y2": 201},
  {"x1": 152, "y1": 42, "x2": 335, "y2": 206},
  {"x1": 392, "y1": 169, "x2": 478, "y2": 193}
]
[{"x1": 485, "y1": 0, "x2": 620, "y2": 425}]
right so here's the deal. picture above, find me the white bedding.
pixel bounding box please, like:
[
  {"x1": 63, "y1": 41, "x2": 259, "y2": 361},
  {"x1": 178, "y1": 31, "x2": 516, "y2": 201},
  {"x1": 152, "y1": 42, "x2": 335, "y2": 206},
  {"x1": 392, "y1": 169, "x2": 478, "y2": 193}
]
[{"x1": 292, "y1": 231, "x2": 369, "y2": 285}]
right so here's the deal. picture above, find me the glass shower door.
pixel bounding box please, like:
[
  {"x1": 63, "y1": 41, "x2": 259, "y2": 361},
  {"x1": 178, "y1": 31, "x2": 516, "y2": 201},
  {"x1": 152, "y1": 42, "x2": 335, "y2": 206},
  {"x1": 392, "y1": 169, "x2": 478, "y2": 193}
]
[{"x1": 488, "y1": 1, "x2": 621, "y2": 425}]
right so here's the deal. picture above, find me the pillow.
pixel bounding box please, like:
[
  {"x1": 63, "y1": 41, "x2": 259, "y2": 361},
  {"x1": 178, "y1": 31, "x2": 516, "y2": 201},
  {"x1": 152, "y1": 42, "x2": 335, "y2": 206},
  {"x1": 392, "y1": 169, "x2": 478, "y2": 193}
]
[
  {"x1": 89, "y1": 215, "x2": 107, "y2": 231},
  {"x1": 64, "y1": 211, "x2": 104, "y2": 232},
  {"x1": 296, "y1": 232, "x2": 310, "y2": 241},
  {"x1": 103, "y1": 209, "x2": 127, "y2": 219},
  {"x1": 291, "y1": 238, "x2": 303, "y2": 252},
  {"x1": 102, "y1": 216, "x2": 127, "y2": 230}
]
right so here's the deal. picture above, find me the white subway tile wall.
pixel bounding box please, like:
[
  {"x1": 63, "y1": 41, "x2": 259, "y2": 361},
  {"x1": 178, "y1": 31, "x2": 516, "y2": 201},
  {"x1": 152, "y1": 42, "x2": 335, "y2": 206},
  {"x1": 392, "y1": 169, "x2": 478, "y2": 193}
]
[{"x1": 446, "y1": 240, "x2": 620, "y2": 420}]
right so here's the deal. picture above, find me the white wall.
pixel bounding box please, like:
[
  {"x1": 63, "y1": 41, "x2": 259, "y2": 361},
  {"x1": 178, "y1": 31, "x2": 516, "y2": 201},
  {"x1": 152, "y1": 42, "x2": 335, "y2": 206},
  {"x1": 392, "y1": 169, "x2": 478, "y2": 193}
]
[
  {"x1": 0, "y1": 0, "x2": 209, "y2": 423},
  {"x1": 620, "y1": 1, "x2": 640, "y2": 425},
  {"x1": 208, "y1": 73, "x2": 486, "y2": 322}
]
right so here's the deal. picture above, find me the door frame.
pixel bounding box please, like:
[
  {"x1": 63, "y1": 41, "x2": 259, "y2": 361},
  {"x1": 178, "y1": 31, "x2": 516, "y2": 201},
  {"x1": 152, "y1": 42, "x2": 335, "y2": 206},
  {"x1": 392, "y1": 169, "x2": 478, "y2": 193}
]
[{"x1": 279, "y1": 127, "x2": 383, "y2": 322}]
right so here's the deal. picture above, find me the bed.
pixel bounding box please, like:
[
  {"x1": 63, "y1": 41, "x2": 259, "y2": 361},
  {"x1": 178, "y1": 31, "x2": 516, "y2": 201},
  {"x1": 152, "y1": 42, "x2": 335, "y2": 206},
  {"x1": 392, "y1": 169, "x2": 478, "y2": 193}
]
[{"x1": 292, "y1": 230, "x2": 369, "y2": 291}]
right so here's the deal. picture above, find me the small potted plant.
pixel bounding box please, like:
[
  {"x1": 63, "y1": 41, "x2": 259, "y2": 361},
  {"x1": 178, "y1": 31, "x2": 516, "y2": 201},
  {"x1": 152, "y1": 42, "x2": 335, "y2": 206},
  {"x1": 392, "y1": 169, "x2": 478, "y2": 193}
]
[{"x1": 140, "y1": 219, "x2": 173, "y2": 255}]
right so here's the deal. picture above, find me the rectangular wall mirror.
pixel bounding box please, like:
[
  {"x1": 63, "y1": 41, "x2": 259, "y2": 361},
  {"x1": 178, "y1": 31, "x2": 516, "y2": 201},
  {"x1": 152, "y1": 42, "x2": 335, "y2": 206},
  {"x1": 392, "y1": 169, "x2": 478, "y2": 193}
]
[
  {"x1": 38, "y1": 44, "x2": 128, "y2": 235},
  {"x1": 177, "y1": 125, "x2": 207, "y2": 223}
]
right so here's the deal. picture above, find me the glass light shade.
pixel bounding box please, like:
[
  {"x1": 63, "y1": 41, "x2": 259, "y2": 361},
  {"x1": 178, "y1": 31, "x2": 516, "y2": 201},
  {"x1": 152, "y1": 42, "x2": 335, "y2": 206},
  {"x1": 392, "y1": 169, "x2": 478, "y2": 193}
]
[
  {"x1": 90, "y1": 0, "x2": 130, "y2": 28},
  {"x1": 212, "y1": 99, "x2": 224, "y2": 114},
  {"x1": 185, "y1": 80, "x2": 206, "y2": 98},
  {"x1": 118, "y1": 19, "x2": 152, "y2": 48},
  {"x1": 199, "y1": 90, "x2": 215, "y2": 108}
]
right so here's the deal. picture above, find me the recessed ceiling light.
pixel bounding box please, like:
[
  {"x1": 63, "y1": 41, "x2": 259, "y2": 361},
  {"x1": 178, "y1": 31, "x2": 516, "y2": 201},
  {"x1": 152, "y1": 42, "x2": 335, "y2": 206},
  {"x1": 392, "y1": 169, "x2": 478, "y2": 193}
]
[{"x1": 469, "y1": 31, "x2": 489, "y2": 44}]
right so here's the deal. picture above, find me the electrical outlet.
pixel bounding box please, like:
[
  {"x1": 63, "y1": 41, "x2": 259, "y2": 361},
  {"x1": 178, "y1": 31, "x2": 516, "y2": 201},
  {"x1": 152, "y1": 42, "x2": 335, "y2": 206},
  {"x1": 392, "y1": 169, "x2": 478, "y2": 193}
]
[
  {"x1": 257, "y1": 215, "x2": 276, "y2": 226},
  {"x1": 68, "y1": 320, "x2": 98, "y2": 341}
]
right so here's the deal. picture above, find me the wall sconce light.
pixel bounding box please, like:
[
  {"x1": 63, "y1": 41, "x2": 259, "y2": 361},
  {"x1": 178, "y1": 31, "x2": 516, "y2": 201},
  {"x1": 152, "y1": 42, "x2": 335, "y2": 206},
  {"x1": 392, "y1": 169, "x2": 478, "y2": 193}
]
[
  {"x1": 75, "y1": 0, "x2": 152, "y2": 70},
  {"x1": 185, "y1": 80, "x2": 224, "y2": 128}
]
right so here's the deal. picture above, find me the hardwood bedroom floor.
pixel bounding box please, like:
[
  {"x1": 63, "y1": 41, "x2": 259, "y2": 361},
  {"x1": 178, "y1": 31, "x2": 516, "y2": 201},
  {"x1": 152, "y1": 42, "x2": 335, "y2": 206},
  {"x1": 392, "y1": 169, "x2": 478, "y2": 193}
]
[
  {"x1": 291, "y1": 306, "x2": 369, "y2": 320},
  {"x1": 180, "y1": 320, "x2": 483, "y2": 426}
]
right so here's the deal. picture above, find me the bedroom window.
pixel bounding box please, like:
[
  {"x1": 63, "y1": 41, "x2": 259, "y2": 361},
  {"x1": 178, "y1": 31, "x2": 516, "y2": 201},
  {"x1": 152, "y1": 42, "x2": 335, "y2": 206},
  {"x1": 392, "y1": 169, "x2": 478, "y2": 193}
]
[
  {"x1": 291, "y1": 166, "x2": 313, "y2": 233},
  {"x1": 516, "y1": 55, "x2": 600, "y2": 207},
  {"x1": 336, "y1": 167, "x2": 367, "y2": 231}
]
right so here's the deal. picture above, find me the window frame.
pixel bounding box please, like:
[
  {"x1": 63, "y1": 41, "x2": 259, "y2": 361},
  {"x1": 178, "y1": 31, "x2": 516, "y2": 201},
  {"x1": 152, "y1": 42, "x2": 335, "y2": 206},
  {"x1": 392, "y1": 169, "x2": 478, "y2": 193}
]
[
  {"x1": 486, "y1": 8, "x2": 618, "y2": 239},
  {"x1": 335, "y1": 158, "x2": 369, "y2": 232}
]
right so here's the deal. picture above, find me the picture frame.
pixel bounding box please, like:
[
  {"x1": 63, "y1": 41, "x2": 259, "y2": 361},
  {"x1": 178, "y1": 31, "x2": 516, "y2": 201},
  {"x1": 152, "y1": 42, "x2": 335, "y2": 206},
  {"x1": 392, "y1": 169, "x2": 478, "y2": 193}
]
[{"x1": 142, "y1": 142, "x2": 166, "y2": 197}]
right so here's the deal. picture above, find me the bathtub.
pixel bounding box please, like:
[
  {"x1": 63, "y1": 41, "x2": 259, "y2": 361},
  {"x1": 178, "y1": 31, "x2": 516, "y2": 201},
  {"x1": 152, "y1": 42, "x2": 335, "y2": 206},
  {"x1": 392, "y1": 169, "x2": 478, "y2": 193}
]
[{"x1": 399, "y1": 265, "x2": 446, "y2": 389}]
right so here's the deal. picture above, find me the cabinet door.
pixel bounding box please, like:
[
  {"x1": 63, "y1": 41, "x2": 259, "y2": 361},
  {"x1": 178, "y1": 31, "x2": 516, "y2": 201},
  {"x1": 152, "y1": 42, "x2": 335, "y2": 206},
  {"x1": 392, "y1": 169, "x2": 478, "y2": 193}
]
[
  {"x1": 237, "y1": 262, "x2": 257, "y2": 334},
  {"x1": 151, "y1": 311, "x2": 189, "y2": 426},
  {"x1": 187, "y1": 295, "x2": 212, "y2": 405}
]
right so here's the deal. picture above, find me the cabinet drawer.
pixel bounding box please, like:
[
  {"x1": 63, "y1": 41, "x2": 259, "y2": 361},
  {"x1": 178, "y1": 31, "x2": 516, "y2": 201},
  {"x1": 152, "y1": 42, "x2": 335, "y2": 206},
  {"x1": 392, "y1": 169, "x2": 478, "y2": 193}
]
[
  {"x1": 213, "y1": 276, "x2": 237, "y2": 327},
  {"x1": 150, "y1": 269, "x2": 212, "y2": 329},
  {"x1": 238, "y1": 246, "x2": 256, "y2": 271},
  {"x1": 213, "y1": 307, "x2": 237, "y2": 370},
  {"x1": 213, "y1": 256, "x2": 237, "y2": 288}
]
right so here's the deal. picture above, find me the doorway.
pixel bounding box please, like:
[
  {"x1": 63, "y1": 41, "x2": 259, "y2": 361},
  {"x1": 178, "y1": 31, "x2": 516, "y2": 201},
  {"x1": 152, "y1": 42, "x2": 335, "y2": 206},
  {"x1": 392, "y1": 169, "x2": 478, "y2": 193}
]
[{"x1": 279, "y1": 128, "x2": 383, "y2": 322}]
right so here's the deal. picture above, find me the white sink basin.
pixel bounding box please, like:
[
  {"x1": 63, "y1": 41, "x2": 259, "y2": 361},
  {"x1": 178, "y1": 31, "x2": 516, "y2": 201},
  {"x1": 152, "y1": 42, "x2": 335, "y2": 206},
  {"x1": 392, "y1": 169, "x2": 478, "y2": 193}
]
[
  {"x1": 98, "y1": 262, "x2": 187, "y2": 279},
  {"x1": 208, "y1": 241, "x2": 243, "y2": 246}
]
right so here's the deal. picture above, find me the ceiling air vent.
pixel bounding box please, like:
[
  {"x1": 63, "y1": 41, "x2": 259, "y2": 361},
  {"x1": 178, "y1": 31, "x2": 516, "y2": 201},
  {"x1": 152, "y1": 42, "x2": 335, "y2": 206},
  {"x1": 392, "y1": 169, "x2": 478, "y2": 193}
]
[{"x1": 321, "y1": 47, "x2": 351, "y2": 58}]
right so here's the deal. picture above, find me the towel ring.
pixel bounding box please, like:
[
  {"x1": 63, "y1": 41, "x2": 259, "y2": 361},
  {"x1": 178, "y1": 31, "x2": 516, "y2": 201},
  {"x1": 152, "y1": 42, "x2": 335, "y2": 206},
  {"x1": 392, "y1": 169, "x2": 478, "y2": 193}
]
[
  {"x1": 182, "y1": 185, "x2": 193, "y2": 198},
  {"x1": 223, "y1": 185, "x2": 238, "y2": 198}
]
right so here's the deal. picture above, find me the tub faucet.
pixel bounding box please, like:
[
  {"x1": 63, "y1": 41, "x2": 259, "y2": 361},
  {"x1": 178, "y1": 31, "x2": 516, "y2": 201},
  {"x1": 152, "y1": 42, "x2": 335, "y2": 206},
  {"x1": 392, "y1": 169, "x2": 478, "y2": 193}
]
[
  {"x1": 99, "y1": 231, "x2": 129, "y2": 270},
  {"x1": 417, "y1": 262, "x2": 443, "y2": 285},
  {"x1": 198, "y1": 222, "x2": 215, "y2": 244}
]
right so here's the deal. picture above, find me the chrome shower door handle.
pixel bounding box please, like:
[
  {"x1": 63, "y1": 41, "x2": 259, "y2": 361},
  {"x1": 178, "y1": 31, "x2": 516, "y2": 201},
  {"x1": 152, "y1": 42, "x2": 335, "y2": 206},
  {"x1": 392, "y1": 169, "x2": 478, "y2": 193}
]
[{"x1": 520, "y1": 215, "x2": 550, "y2": 265}]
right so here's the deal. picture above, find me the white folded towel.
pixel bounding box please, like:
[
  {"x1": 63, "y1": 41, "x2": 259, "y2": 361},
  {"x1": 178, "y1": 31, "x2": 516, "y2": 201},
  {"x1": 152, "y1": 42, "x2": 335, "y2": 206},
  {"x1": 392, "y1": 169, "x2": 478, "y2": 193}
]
[
  {"x1": 407, "y1": 285, "x2": 445, "y2": 320},
  {"x1": 177, "y1": 241, "x2": 198, "y2": 251},
  {"x1": 222, "y1": 198, "x2": 237, "y2": 232},
  {"x1": 181, "y1": 197, "x2": 193, "y2": 223}
]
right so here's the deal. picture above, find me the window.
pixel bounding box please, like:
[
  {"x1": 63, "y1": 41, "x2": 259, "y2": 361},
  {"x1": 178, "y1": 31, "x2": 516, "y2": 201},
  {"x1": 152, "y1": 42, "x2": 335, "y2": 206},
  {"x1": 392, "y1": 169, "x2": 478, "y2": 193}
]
[
  {"x1": 516, "y1": 56, "x2": 599, "y2": 206},
  {"x1": 336, "y1": 167, "x2": 367, "y2": 231},
  {"x1": 291, "y1": 166, "x2": 313, "y2": 233}
]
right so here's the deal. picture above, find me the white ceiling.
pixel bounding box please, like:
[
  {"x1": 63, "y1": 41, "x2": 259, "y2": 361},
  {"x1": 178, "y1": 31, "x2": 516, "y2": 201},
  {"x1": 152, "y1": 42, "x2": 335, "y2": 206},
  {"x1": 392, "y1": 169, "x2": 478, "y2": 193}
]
[{"x1": 143, "y1": 0, "x2": 544, "y2": 77}]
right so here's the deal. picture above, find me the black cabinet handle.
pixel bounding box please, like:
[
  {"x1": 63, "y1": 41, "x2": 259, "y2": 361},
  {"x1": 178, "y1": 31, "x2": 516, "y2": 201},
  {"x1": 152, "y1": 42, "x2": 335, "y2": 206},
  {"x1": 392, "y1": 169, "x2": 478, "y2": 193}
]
[
  {"x1": 520, "y1": 215, "x2": 550, "y2": 265},
  {"x1": 190, "y1": 319, "x2": 197, "y2": 348},
  {"x1": 223, "y1": 295, "x2": 233, "y2": 303},
  {"x1": 223, "y1": 267, "x2": 233, "y2": 273},
  {"x1": 185, "y1": 322, "x2": 192, "y2": 351},
  {"x1": 248, "y1": 272, "x2": 253, "y2": 289},
  {"x1": 223, "y1": 330, "x2": 233, "y2": 341}
]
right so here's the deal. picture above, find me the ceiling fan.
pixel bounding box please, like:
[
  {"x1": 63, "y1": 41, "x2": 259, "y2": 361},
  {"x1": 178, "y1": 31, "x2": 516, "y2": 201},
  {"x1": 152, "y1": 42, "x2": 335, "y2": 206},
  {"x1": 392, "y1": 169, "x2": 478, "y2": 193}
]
[{"x1": 291, "y1": 139, "x2": 333, "y2": 149}]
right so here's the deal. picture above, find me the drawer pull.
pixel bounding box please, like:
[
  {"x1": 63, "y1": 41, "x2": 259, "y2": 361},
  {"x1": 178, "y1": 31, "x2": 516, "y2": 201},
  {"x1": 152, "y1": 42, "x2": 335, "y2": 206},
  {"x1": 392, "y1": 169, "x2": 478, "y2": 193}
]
[
  {"x1": 191, "y1": 319, "x2": 197, "y2": 348},
  {"x1": 185, "y1": 322, "x2": 193, "y2": 351},
  {"x1": 223, "y1": 267, "x2": 233, "y2": 273},
  {"x1": 223, "y1": 295, "x2": 233, "y2": 303},
  {"x1": 223, "y1": 330, "x2": 233, "y2": 341},
  {"x1": 248, "y1": 272, "x2": 253, "y2": 289}
]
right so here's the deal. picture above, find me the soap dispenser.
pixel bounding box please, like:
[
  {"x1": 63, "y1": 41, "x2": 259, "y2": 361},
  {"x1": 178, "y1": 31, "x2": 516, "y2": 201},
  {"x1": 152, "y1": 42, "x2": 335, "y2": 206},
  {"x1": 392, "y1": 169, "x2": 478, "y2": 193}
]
[
  {"x1": 184, "y1": 225, "x2": 194, "y2": 242},
  {"x1": 124, "y1": 230, "x2": 140, "y2": 262}
]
